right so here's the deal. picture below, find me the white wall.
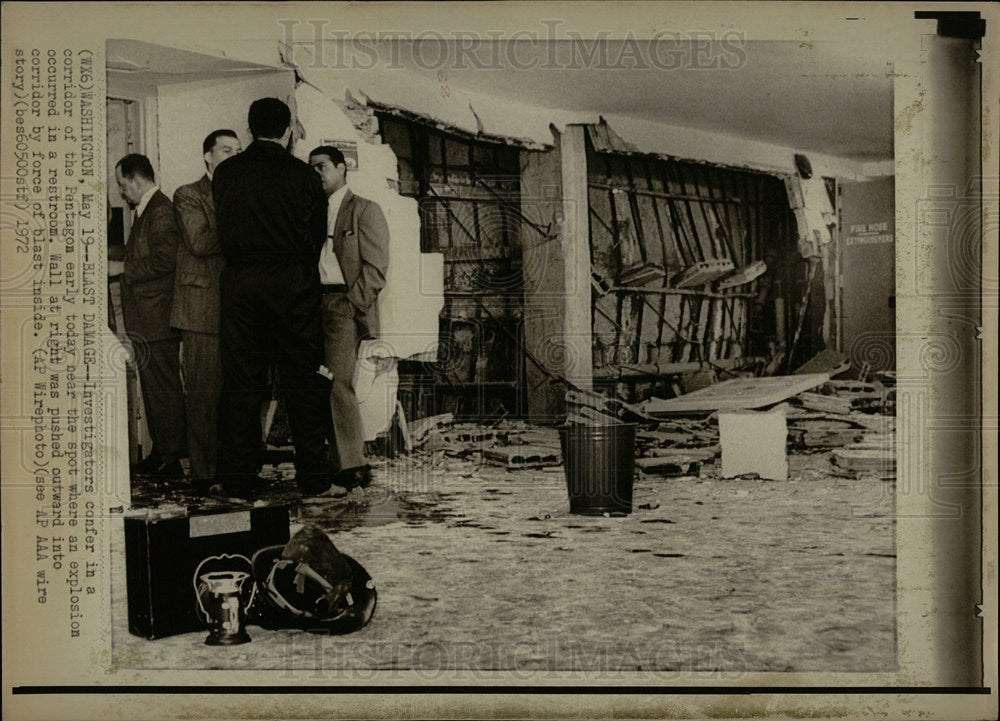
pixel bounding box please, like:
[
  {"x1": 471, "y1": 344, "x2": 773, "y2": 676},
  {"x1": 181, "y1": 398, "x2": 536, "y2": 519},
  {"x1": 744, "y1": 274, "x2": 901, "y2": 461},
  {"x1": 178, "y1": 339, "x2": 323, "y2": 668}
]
[{"x1": 154, "y1": 71, "x2": 294, "y2": 196}]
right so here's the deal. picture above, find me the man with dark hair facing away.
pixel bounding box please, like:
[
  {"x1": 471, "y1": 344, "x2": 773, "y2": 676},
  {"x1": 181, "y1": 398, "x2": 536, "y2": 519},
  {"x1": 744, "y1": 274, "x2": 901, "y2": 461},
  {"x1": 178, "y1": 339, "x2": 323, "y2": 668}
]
[
  {"x1": 309, "y1": 145, "x2": 390, "y2": 494},
  {"x1": 115, "y1": 154, "x2": 187, "y2": 480},
  {"x1": 211, "y1": 98, "x2": 333, "y2": 499},
  {"x1": 171, "y1": 130, "x2": 242, "y2": 485}
]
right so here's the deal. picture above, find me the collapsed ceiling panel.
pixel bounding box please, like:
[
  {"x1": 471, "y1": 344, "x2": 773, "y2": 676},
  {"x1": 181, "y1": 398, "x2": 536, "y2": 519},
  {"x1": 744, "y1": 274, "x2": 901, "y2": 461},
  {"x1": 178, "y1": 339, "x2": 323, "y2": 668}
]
[{"x1": 642, "y1": 373, "x2": 831, "y2": 415}]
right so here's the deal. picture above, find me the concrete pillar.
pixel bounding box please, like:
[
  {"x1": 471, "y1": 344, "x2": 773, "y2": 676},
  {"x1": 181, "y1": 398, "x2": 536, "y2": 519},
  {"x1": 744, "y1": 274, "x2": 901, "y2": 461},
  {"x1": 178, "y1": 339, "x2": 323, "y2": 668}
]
[
  {"x1": 520, "y1": 125, "x2": 594, "y2": 420},
  {"x1": 520, "y1": 146, "x2": 566, "y2": 422},
  {"x1": 559, "y1": 125, "x2": 594, "y2": 392}
]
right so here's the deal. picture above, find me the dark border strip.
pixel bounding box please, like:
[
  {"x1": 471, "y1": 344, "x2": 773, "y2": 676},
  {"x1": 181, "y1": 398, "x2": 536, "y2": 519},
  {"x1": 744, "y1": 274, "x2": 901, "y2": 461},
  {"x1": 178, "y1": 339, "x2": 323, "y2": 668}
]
[{"x1": 11, "y1": 686, "x2": 993, "y2": 695}]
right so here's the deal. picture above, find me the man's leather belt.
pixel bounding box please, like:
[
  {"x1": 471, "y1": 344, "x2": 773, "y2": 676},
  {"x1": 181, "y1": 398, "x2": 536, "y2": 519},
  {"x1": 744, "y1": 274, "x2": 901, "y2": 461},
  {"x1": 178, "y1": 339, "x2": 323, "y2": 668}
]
[{"x1": 322, "y1": 284, "x2": 348, "y2": 294}]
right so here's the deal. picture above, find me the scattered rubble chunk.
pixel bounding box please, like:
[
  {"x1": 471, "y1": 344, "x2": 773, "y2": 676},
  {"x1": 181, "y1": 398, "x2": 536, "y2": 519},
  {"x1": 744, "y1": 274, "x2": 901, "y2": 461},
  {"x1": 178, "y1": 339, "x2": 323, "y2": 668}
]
[
  {"x1": 848, "y1": 413, "x2": 896, "y2": 433},
  {"x1": 420, "y1": 432, "x2": 465, "y2": 455},
  {"x1": 408, "y1": 413, "x2": 454, "y2": 448},
  {"x1": 443, "y1": 424, "x2": 507, "y2": 445},
  {"x1": 824, "y1": 380, "x2": 889, "y2": 414},
  {"x1": 844, "y1": 434, "x2": 895, "y2": 452},
  {"x1": 830, "y1": 447, "x2": 896, "y2": 476},
  {"x1": 635, "y1": 456, "x2": 702, "y2": 476},
  {"x1": 825, "y1": 380, "x2": 881, "y2": 397},
  {"x1": 515, "y1": 429, "x2": 562, "y2": 448},
  {"x1": 647, "y1": 447, "x2": 717, "y2": 462},
  {"x1": 636, "y1": 430, "x2": 694, "y2": 446},
  {"x1": 802, "y1": 429, "x2": 866, "y2": 448},
  {"x1": 788, "y1": 420, "x2": 865, "y2": 448},
  {"x1": 797, "y1": 392, "x2": 852, "y2": 415},
  {"x1": 484, "y1": 445, "x2": 562, "y2": 469}
]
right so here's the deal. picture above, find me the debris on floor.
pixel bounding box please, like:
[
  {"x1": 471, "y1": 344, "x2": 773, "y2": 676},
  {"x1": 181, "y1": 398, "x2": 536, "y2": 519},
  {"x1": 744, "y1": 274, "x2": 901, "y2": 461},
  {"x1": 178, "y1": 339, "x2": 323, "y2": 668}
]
[
  {"x1": 484, "y1": 445, "x2": 562, "y2": 470},
  {"x1": 646, "y1": 446, "x2": 717, "y2": 462},
  {"x1": 830, "y1": 447, "x2": 896, "y2": 478},
  {"x1": 797, "y1": 391, "x2": 852, "y2": 415},
  {"x1": 407, "y1": 413, "x2": 454, "y2": 449},
  {"x1": 788, "y1": 419, "x2": 866, "y2": 449},
  {"x1": 635, "y1": 454, "x2": 703, "y2": 477},
  {"x1": 128, "y1": 352, "x2": 896, "y2": 528}
]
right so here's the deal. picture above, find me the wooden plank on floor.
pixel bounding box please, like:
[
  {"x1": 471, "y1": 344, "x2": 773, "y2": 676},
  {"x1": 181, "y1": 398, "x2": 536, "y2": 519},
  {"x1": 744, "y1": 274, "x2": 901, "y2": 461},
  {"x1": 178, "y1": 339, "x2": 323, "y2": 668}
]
[{"x1": 798, "y1": 392, "x2": 852, "y2": 415}]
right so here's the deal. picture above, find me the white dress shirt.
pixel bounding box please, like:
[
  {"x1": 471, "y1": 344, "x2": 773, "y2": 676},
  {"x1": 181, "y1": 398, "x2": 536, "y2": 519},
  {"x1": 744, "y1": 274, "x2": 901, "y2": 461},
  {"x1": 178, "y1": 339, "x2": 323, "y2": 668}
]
[
  {"x1": 318, "y1": 185, "x2": 349, "y2": 286},
  {"x1": 135, "y1": 185, "x2": 159, "y2": 219},
  {"x1": 111, "y1": 185, "x2": 158, "y2": 276}
]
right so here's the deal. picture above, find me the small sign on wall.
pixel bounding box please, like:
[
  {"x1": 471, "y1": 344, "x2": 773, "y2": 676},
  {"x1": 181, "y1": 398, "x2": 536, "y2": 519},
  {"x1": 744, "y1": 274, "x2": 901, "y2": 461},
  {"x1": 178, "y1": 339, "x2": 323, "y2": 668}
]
[
  {"x1": 321, "y1": 139, "x2": 359, "y2": 170},
  {"x1": 844, "y1": 221, "x2": 893, "y2": 246}
]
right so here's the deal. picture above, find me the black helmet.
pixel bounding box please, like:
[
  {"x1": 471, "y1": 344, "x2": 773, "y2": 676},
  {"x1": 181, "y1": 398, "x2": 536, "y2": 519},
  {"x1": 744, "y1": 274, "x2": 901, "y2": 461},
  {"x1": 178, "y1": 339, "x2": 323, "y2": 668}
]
[{"x1": 250, "y1": 525, "x2": 376, "y2": 633}]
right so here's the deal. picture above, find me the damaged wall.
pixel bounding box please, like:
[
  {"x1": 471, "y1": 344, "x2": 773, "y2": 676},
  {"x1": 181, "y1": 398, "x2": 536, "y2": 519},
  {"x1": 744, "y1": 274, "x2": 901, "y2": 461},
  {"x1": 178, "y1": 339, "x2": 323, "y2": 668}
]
[
  {"x1": 280, "y1": 41, "x2": 883, "y2": 182},
  {"x1": 204, "y1": 38, "x2": 891, "y2": 420},
  {"x1": 373, "y1": 111, "x2": 530, "y2": 419},
  {"x1": 585, "y1": 144, "x2": 803, "y2": 402}
]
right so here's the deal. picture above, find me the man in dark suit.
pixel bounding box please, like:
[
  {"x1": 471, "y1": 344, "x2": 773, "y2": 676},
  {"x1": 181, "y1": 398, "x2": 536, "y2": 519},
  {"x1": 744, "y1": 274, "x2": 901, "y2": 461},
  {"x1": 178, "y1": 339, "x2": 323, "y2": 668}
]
[
  {"x1": 171, "y1": 129, "x2": 242, "y2": 484},
  {"x1": 115, "y1": 154, "x2": 187, "y2": 479},
  {"x1": 308, "y1": 146, "x2": 390, "y2": 493},
  {"x1": 212, "y1": 98, "x2": 333, "y2": 499}
]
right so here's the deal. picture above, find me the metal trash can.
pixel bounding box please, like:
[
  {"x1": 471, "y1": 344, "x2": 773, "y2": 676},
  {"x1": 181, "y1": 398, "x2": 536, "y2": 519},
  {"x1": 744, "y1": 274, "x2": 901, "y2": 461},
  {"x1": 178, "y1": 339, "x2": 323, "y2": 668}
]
[{"x1": 559, "y1": 423, "x2": 636, "y2": 515}]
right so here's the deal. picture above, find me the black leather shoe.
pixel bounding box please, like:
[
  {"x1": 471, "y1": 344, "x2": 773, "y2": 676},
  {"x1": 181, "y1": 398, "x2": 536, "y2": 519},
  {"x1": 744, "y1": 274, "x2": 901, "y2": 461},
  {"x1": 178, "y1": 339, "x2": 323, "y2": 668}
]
[
  {"x1": 134, "y1": 459, "x2": 184, "y2": 480},
  {"x1": 130, "y1": 453, "x2": 162, "y2": 475},
  {"x1": 333, "y1": 465, "x2": 372, "y2": 490}
]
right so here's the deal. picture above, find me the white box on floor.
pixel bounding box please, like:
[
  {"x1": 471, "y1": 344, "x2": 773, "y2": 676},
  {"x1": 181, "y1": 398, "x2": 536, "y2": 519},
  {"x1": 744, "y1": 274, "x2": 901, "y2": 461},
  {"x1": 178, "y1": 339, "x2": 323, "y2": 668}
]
[{"x1": 718, "y1": 407, "x2": 788, "y2": 481}]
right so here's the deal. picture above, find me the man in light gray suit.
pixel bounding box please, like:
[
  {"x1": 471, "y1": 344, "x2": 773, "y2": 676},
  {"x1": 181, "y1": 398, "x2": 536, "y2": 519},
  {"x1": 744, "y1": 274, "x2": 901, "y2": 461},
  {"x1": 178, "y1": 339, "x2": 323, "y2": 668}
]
[
  {"x1": 309, "y1": 145, "x2": 390, "y2": 494},
  {"x1": 171, "y1": 129, "x2": 241, "y2": 483}
]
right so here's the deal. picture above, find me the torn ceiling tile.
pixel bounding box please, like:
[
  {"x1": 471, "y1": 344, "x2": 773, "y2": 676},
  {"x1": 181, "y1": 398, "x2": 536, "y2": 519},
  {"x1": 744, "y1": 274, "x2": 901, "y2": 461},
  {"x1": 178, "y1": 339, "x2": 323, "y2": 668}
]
[{"x1": 586, "y1": 118, "x2": 639, "y2": 154}]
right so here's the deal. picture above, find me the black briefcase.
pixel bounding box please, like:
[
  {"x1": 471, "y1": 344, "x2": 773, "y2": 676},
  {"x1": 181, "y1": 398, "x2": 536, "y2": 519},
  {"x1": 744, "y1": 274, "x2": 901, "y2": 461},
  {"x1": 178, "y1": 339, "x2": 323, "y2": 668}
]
[{"x1": 124, "y1": 504, "x2": 290, "y2": 639}]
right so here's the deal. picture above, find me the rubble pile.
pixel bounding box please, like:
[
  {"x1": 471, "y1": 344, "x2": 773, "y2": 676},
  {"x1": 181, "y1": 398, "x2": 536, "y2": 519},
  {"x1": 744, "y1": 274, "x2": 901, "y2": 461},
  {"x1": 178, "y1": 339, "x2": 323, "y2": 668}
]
[
  {"x1": 392, "y1": 360, "x2": 895, "y2": 485},
  {"x1": 634, "y1": 421, "x2": 718, "y2": 478},
  {"x1": 406, "y1": 413, "x2": 563, "y2": 470}
]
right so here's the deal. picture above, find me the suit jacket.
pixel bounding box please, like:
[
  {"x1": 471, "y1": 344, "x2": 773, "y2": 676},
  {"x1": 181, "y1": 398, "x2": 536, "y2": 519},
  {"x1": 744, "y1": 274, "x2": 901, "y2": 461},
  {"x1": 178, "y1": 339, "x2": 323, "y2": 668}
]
[
  {"x1": 121, "y1": 189, "x2": 181, "y2": 343},
  {"x1": 171, "y1": 175, "x2": 225, "y2": 334},
  {"x1": 213, "y1": 139, "x2": 327, "y2": 266},
  {"x1": 331, "y1": 189, "x2": 390, "y2": 339}
]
